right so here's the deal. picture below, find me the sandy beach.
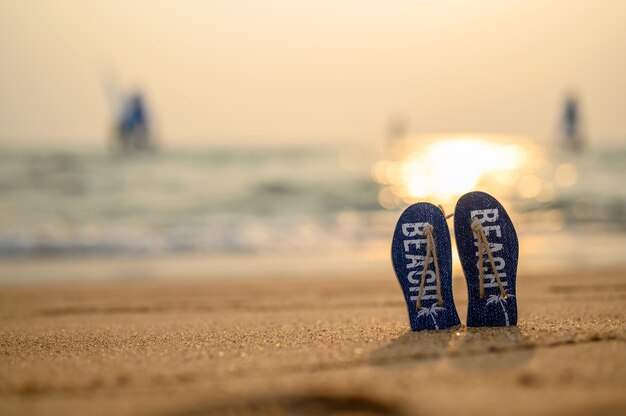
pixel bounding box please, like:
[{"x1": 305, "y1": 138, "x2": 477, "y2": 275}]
[{"x1": 0, "y1": 263, "x2": 624, "y2": 416}]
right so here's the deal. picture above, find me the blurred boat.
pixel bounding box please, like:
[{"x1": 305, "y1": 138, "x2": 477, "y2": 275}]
[
  {"x1": 111, "y1": 91, "x2": 156, "y2": 152},
  {"x1": 102, "y1": 73, "x2": 157, "y2": 153}
]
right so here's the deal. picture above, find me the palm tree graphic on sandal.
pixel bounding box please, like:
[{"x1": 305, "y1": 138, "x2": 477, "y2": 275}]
[
  {"x1": 486, "y1": 294, "x2": 516, "y2": 326},
  {"x1": 417, "y1": 304, "x2": 446, "y2": 330}
]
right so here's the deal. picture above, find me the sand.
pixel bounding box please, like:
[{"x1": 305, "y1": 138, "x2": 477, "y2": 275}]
[{"x1": 0, "y1": 266, "x2": 625, "y2": 416}]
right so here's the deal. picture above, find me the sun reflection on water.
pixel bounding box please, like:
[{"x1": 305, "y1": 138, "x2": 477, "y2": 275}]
[{"x1": 373, "y1": 134, "x2": 545, "y2": 208}]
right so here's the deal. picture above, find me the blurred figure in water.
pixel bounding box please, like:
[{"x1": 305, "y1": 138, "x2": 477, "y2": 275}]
[
  {"x1": 114, "y1": 91, "x2": 155, "y2": 152},
  {"x1": 561, "y1": 92, "x2": 585, "y2": 152},
  {"x1": 385, "y1": 114, "x2": 410, "y2": 158}
]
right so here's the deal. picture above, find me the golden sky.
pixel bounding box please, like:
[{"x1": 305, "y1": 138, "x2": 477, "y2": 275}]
[{"x1": 0, "y1": 0, "x2": 625, "y2": 147}]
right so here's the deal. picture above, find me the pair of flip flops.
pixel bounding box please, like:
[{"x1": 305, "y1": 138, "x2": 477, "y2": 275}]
[{"x1": 391, "y1": 191, "x2": 518, "y2": 331}]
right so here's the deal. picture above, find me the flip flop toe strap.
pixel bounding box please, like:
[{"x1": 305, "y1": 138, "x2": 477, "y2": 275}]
[
  {"x1": 471, "y1": 219, "x2": 508, "y2": 300},
  {"x1": 416, "y1": 224, "x2": 444, "y2": 310}
]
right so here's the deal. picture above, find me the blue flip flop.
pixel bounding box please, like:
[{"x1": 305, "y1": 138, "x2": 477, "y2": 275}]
[
  {"x1": 391, "y1": 203, "x2": 461, "y2": 331},
  {"x1": 454, "y1": 191, "x2": 519, "y2": 327}
]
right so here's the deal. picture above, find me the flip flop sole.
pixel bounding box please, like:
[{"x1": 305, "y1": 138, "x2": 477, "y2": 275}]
[
  {"x1": 391, "y1": 203, "x2": 461, "y2": 331},
  {"x1": 454, "y1": 192, "x2": 519, "y2": 327}
]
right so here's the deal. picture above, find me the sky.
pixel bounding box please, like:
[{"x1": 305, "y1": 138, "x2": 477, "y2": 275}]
[{"x1": 1, "y1": 0, "x2": 625, "y2": 148}]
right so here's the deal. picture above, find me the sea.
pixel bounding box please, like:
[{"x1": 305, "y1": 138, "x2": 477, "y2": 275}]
[{"x1": 0, "y1": 138, "x2": 624, "y2": 267}]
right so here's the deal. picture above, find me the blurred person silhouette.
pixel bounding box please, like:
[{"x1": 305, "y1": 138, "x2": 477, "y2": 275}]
[
  {"x1": 561, "y1": 92, "x2": 585, "y2": 152},
  {"x1": 385, "y1": 114, "x2": 410, "y2": 158}
]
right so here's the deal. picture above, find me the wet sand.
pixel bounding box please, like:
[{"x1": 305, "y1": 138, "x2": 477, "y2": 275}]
[{"x1": 0, "y1": 266, "x2": 625, "y2": 416}]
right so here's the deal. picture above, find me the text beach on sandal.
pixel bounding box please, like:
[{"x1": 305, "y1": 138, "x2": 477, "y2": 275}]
[
  {"x1": 391, "y1": 203, "x2": 461, "y2": 331},
  {"x1": 454, "y1": 191, "x2": 519, "y2": 327}
]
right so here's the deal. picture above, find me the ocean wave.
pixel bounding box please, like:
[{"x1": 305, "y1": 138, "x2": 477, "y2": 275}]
[{"x1": 0, "y1": 146, "x2": 624, "y2": 258}]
